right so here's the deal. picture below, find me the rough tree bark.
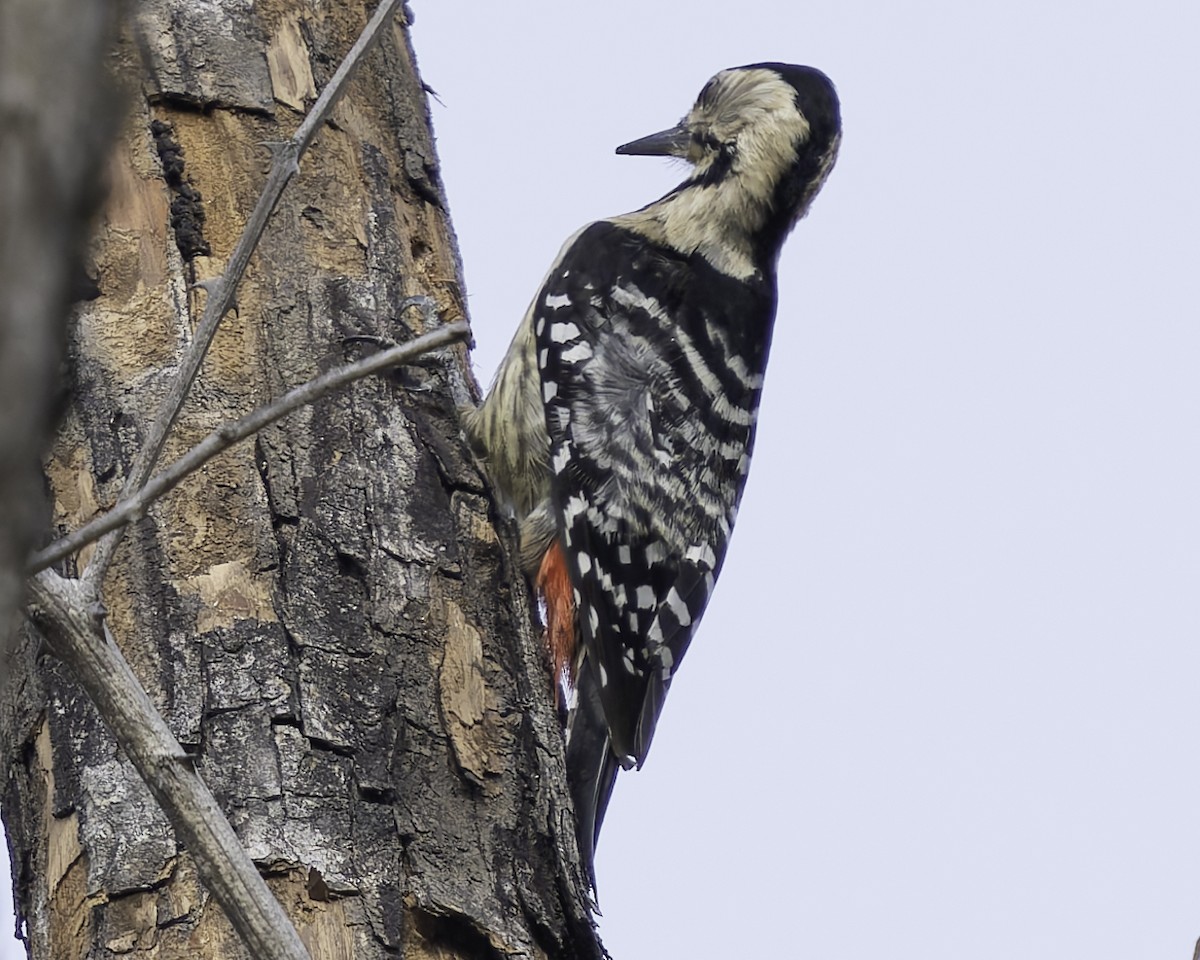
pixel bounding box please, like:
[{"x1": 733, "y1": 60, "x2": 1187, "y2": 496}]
[{"x1": 0, "y1": 3, "x2": 601, "y2": 958}]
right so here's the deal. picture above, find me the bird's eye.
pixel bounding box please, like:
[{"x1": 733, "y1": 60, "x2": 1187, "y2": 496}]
[{"x1": 693, "y1": 131, "x2": 722, "y2": 152}]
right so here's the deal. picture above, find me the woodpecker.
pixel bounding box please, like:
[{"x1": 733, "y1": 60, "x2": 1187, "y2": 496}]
[{"x1": 463, "y1": 63, "x2": 841, "y2": 884}]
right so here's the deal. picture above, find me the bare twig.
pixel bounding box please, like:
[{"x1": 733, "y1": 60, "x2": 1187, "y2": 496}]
[
  {"x1": 84, "y1": 0, "x2": 407, "y2": 585},
  {"x1": 29, "y1": 314, "x2": 469, "y2": 575},
  {"x1": 26, "y1": 570, "x2": 312, "y2": 960}
]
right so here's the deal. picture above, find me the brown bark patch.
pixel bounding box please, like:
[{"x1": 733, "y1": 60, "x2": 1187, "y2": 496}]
[
  {"x1": 36, "y1": 720, "x2": 95, "y2": 959},
  {"x1": 101, "y1": 890, "x2": 159, "y2": 953},
  {"x1": 102, "y1": 127, "x2": 170, "y2": 307},
  {"x1": 175, "y1": 557, "x2": 278, "y2": 632},
  {"x1": 48, "y1": 856, "x2": 94, "y2": 960},
  {"x1": 267, "y1": 16, "x2": 317, "y2": 112},
  {"x1": 45, "y1": 444, "x2": 101, "y2": 541},
  {"x1": 438, "y1": 598, "x2": 505, "y2": 794}
]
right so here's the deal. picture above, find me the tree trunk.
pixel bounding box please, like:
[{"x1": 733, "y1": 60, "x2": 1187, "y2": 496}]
[{"x1": 0, "y1": 4, "x2": 600, "y2": 958}]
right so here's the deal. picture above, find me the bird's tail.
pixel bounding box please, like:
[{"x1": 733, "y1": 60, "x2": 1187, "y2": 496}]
[{"x1": 565, "y1": 660, "x2": 621, "y2": 892}]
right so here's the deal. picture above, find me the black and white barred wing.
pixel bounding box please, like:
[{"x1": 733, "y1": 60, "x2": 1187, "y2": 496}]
[{"x1": 536, "y1": 228, "x2": 739, "y2": 767}]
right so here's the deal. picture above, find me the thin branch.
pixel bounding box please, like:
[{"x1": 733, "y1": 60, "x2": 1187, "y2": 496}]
[
  {"x1": 30, "y1": 312, "x2": 468, "y2": 575},
  {"x1": 26, "y1": 571, "x2": 312, "y2": 960},
  {"x1": 84, "y1": 0, "x2": 407, "y2": 585}
]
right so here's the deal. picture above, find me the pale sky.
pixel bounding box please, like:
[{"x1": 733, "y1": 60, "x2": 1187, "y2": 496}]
[{"x1": 5, "y1": 2, "x2": 1200, "y2": 957}]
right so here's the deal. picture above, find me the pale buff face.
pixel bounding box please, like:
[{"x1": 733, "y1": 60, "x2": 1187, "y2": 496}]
[
  {"x1": 685, "y1": 68, "x2": 813, "y2": 189},
  {"x1": 614, "y1": 68, "x2": 833, "y2": 279}
]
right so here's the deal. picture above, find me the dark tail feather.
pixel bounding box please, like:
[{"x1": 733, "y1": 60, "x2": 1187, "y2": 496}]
[
  {"x1": 566, "y1": 664, "x2": 621, "y2": 892},
  {"x1": 633, "y1": 672, "x2": 668, "y2": 769}
]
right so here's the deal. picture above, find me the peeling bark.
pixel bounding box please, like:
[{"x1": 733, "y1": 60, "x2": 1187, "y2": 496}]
[{"x1": 1, "y1": 3, "x2": 601, "y2": 958}]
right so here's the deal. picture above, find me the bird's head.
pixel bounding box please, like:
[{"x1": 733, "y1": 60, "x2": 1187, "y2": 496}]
[{"x1": 617, "y1": 63, "x2": 842, "y2": 259}]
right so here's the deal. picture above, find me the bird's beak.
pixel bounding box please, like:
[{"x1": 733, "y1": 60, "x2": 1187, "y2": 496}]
[{"x1": 615, "y1": 122, "x2": 690, "y2": 157}]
